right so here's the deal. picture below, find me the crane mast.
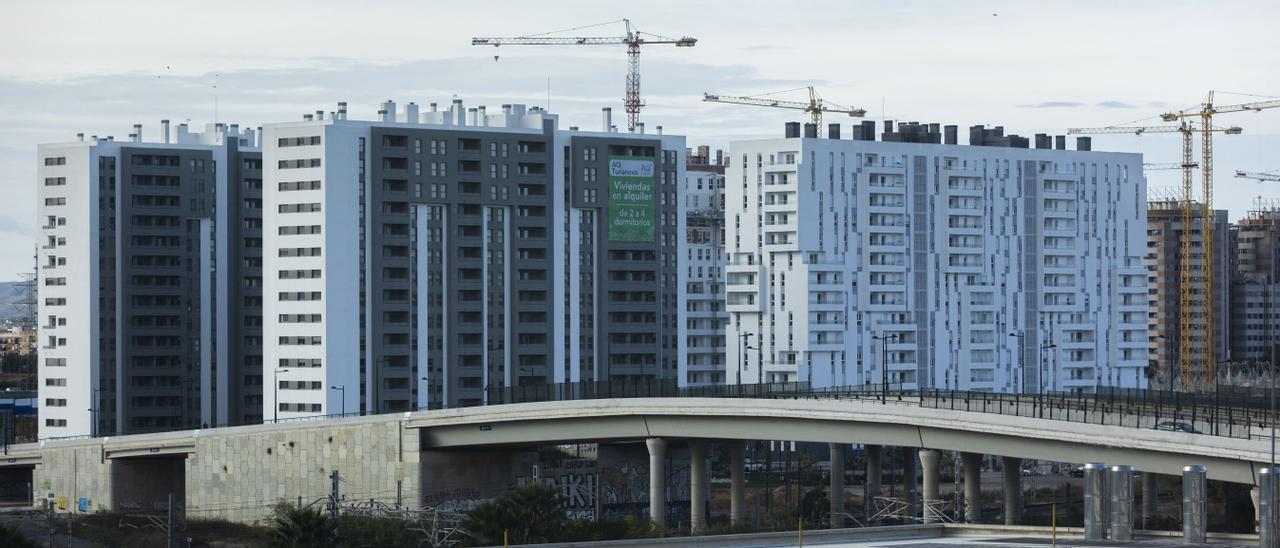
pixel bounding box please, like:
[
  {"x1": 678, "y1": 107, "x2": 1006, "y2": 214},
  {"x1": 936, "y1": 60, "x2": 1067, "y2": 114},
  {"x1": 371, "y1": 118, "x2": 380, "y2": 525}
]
[
  {"x1": 1161, "y1": 92, "x2": 1280, "y2": 387},
  {"x1": 472, "y1": 19, "x2": 695, "y2": 132}
]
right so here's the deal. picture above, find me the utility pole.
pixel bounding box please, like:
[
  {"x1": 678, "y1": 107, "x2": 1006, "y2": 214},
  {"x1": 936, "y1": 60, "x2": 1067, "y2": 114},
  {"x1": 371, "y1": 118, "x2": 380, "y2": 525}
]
[
  {"x1": 873, "y1": 334, "x2": 898, "y2": 403},
  {"x1": 329, "y1": 469, "x2": 341, "y2": 521},
  {"x1": 167, "y1": 492, "x2": 176, "y2": 548}
]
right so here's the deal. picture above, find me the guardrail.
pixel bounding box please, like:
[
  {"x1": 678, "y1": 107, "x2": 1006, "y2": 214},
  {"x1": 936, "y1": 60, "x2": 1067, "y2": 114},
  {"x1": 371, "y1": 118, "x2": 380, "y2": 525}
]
[{"x1": 33, "y1": 381, "x2": 1277, "y2": 443}]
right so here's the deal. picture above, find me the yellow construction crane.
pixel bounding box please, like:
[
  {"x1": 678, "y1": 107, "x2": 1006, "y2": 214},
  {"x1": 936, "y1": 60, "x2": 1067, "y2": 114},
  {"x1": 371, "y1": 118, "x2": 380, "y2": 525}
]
[
  {"x1": 1160, "y1": 92, "x2": 1280, "y2": 387},
  {"x1": 1068, "y1": 123, "x2": 1241, "y2": 389},
  {"x1": 702, "y1": 87, "x2": 866, "y2": 134},
  {"x1": 472, "y1": 19, "x2": 696, "y2": 132},
  {"x1": 1236, "y1": 170, "x2": 1280, "y2": 182}
]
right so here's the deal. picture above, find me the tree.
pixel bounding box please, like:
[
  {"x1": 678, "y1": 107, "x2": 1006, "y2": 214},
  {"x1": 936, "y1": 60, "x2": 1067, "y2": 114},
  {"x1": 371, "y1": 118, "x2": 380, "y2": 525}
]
[
  {"x1": 463, "y1": 483, "x2": 566, "y2": 546},
  {"x1": 0, "y1": 523, "x2": 37, "y2": 548},
  {"x1": 270, "y1": 505, "x2": 337, "y2": 548}
]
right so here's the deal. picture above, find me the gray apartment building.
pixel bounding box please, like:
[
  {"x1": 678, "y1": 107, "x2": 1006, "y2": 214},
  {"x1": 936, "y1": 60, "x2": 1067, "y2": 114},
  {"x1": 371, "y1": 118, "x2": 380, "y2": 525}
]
[
  {"x1": 262, "y1": 101, "x2": 686, "y2": 418},
  {"x1": 37, "y1": 122, "x2": 264, "y2": 438}
]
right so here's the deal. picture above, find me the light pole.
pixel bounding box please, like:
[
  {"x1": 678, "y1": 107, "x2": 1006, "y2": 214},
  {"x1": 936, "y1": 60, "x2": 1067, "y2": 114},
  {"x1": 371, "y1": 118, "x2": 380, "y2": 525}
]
[
  {"x1": 272, "y1": 368, "x2": 290, "y2": 423},
  {"x1": 330, "y1": 385, "x2": 345, "y2": 416},
  {"x1": 739, "y1": 331, "x2": 755, "y2": 387},
  {"x1": 872, "y1": 334, "x2": 898, "y2": 403},
  {"x1": 1038, "y1": 343, "x2": 1056, "y2": 396},
  {"x1": 1009, "y1": 331, "x2": 1025, "y2": 393}
]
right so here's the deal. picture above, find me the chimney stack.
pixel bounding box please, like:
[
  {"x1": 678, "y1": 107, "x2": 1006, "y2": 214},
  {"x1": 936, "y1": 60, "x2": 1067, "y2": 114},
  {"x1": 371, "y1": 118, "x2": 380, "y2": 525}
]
[
  {"x1": 132, "y1": 124, "x2": 142, "y2": 142},
  {"x1": 656, "y1": 125, "x2": 663, "y2": 135},
  {"x1": 1054, "y1": 135, "x2": 1066, "y2": 150},
  {"x1": 944, "y1": 125, "x2": 958, "y2": 145},
  {"x1": 638, "y1": 122, "x2": 645, "y2": 134},
  {"x1": 477, "y1": 105, "x2": 486, "y2": 126},
  {"x1": 1076, "y1": 137, "x2": 1092, "y2": 151},
  {"x1": 467, "y1": 107, "x2": 478, "y2": 126},
  {"x1": 76, "y1": 133, "x2": 84, "y2": 142},
  {"x1": 602, "y1": 108, "x2": 612, "y2": 132},
  {"x1": 452, "y1": 99, "x2": 464, "y2": 126},
  {"x1": 405, "y1": 102, "x2": 419, "y2": 124},
  {"x1": 828, "y1": 123, "x2": 841, "y2": 139},
  {"x1": 337, "y1": 101, "x2": 348, "y2": 120},
  {"x1": 161, "y1": 119, "x2": 171, "y2": 143},
  {"x1": 785, "y1": 122, "x2": 801, "y2": 138},
  {"x1": 1035, "y1": 133, "x2": 1051, "y2": 149}
]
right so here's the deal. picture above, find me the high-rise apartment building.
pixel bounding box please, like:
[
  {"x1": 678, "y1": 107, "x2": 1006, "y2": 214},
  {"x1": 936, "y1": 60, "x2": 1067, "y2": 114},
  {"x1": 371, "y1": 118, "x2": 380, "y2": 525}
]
[
  {"x1": 261, "y1": 102, "x2": 686, "y2": 418},
  {"x1": 36, "y1": 122, "x2": 263, "y2": 438},
  {"x1": 726, "y1": 122, "x2": 1148, "y2": 392},
  {"x1": 682, "y1": 148, "x2": 727, "y2": 386},
  {"x1": 1229, "y1": 202, "x2": 1280, "y2": 362},
  {"x1": 1146, "y1": 199, "x2": 1231, "y2": 384}
]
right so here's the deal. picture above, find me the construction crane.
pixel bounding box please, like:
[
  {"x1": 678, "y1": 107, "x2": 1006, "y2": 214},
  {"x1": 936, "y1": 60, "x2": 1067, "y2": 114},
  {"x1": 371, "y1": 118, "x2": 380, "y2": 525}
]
[
  {"x1": 1159, "y1": 92, "x2": 1280, "y2": 387},
  {"x1": 1237, "y1": 170, "x2": 1280, "y2": 182},
  {"x1": 703, "y1": 87, "x2": 866, "y2": 134},
  {"x1": 472, "y1": 19, "x2": 695, "y2": 132},
  {"x1": 1145, "y1": 162, "x2": 1199, "y2": 170},
  {"x1": 1068, "y1": 123, "x2": 1241, "y2": 390}
]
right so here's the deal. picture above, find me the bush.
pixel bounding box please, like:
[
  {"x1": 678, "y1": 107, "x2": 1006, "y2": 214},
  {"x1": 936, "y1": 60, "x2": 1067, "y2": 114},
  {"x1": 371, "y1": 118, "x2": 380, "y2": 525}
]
[
  {"x1": 462, "y1": 483, "x2": 566, "y2": 546},
  {"x1": 0, "y1": 523, "x2": 37, "y2": 548},
  {"x1": 562, "y1": 515, "x2": 656, "y2": 542}
]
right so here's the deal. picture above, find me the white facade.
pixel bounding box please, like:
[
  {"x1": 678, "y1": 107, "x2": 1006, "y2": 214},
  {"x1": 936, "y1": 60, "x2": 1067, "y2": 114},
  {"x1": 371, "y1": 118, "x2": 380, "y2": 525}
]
[
  {"x1": 37, "y1": 124, "x2": 258, "y2": 438},
  {"x1": 682, "y1": 165, "x2": 727, "y2": 386},
  {"x1": 725, "y1": 135, "x2": 1148, "y2": 393},
  {"x1": 262, "y1": 102, "x2": 687, "y2": 420}
]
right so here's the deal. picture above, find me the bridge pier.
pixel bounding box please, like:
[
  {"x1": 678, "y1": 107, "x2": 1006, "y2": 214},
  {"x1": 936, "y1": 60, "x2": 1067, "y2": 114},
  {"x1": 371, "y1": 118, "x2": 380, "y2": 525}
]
[
  {"x1": 829, "y1": 443, "x2": 845, "y2": 528},
  {"x1": 1141, "y1": 471, "x2": 1156, "y2": 529},
  {"x1": 919, "y1": 449, "x2": 940, "y2": 523},
  {"x1": 903, "y1": 447, "x2": 919, "y2": 519},
  {"x1": 689, "y1": 440, "x2": 707, "y2": 533},
  {"x1": 1001, "y1": 456, "x2": 1022, "y2": 525},
  {"x1": 962, "y1": 452, "x2": 982, "y2": 523},
  {"x1": 646, "y1": 437, "x2": 667, "y2": 529},
  {"x1": 865, "y1": 444, "x2": 882, "y2": 524},
  {"x1": 729, "y1": 440, "x2": 746, "y2": 526}
]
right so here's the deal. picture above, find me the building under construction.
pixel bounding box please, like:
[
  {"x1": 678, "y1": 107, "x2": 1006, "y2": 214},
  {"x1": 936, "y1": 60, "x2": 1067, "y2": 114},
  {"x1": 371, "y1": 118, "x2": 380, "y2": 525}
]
[
  {"x1": 1146, "y1": 198, "x2": 1231, "y2": 387},
  {"x1": 1229, "y1": 200, "x2": 1280, "y2": 362}
]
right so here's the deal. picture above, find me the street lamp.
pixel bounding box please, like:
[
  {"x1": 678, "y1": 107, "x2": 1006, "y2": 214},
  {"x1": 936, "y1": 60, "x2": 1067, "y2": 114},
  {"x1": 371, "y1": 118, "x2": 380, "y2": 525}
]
[
  {"x1": 738, "y1": 332, "x2": 754, "y2": 386},
  {"x1": 1039, "y1": 343, "x2": 1057, "y2": 396},
  {"x1": 330, "y1": 385, "x2": 345, "y2": 416},
  {"x1": 872, "y1": 334, "x2": 898, "y2": 404},
  {"x1": 1009, "y1": 331, "x2": 1025, "y2": 394},
  {"x1": 272, "y1": 368, "x2": 291, "y2": 423}
]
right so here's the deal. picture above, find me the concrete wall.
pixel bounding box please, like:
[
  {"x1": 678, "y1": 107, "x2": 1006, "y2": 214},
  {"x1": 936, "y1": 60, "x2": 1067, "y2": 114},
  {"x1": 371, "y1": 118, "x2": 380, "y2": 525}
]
[{"x1": 33, "y1": 444, "x2": 111, "y2": 512}]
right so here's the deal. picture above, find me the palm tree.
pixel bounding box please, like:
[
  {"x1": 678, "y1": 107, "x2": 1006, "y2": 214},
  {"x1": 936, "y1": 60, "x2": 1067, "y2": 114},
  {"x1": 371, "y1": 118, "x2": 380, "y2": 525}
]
[
  {"x1": 270, "y1": 505, "x2": 337, "y2": 548},
  {"x1": 463, "y1": 483, "x2": 567, "y2": 545}
]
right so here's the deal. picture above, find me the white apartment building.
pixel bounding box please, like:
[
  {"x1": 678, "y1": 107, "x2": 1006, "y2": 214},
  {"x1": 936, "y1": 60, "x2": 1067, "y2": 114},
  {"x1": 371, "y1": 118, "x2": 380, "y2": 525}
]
[
  {"x1": 682, "y1": 154, "x2": 727, "y2": 386},
  {"x1": 262, "y1": 102, "x2": 686, "y2": 420},
  {"x1": 725, "y1": 122, "x2": 1148, "y2": 393},
  {"x1": 36, "y1": 122, "x2": 262, "y2": 438}
]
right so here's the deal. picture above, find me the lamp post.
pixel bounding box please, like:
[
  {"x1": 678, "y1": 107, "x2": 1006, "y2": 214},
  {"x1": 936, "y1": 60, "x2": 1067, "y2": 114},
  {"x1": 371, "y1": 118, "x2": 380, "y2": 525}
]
[
  {"x1": 272, "y1": 368, "x2": 290, "y2": 423},
  {"x1": 872, "y1": 334, "x2": 898, "y2": 404},
  {"x1": 330, "y1": 385, "x2": 345, "y2": 416},
  {"x1": 1038, "y1": 343, "x2": 1057, "y2": 396},
  {"x1": 737, "y1": 332, "x2": 753, "y2": 386},
  {"x1": 1009, "y1": 331, "x2": 1025, "y2": 394}
]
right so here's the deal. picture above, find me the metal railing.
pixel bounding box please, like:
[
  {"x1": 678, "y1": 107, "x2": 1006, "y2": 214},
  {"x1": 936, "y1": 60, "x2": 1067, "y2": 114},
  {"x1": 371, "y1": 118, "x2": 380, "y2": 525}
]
[{"x1": 32, "y1": 380, "x2": 1278, "y2": 443}]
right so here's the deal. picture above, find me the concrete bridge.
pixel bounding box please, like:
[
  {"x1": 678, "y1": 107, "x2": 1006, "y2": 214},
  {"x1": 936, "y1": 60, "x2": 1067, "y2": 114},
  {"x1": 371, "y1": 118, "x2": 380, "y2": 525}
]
[{"x1": 0, "y1": 393, "x2": 1272, "y2": 530}]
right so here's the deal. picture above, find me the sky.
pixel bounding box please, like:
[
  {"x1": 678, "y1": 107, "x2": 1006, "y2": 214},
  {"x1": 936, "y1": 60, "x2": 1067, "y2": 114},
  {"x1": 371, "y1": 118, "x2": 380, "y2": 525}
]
[{"x1": 2, "y1": 0, "x2": 1278, "y2": 278}]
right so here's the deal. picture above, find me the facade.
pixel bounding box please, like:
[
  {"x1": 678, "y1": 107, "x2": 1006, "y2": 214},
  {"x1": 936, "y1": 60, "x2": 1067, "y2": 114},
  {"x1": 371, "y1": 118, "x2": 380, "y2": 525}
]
[
  {"x1": 36, "y1": 123, "x2": 262, "y2": 438},
  {"x1": 261, "y1": 101, "x2": 686, "y2": 418},
  {"x1": 726, "y1": 122, "x2": 1148, "y2": 393},
  {"x1": 682, "y1": 149, "x2": 727, "y2": 386},
  {"x1": 1146, "y1": 200, "x2": 1232, "y2": 385},
  {"x1": 1229, "y1": 203, "x2": 1280, "y2": 363}
]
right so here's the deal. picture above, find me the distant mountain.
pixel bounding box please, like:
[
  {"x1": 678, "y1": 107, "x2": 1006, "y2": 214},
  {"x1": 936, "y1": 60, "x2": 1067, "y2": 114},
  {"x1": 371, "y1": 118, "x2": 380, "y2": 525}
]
[{"x1": 0, "y1": 281, "x2": 33, "y2": 322}]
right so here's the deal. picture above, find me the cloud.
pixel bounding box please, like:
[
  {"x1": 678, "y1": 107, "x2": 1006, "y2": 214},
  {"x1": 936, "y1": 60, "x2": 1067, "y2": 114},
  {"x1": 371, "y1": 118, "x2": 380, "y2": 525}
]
[
  {"x1": 1017, "y1": 101, "x2": 1085, "y2": 108},
  {"x1": 1096, "y1": 100, "x2": 1137, "y2": 109}
]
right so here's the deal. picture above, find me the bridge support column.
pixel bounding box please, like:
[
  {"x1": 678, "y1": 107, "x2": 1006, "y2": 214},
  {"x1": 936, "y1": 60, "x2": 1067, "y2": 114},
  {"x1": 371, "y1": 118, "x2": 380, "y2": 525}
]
[
  {"x1": 689, "y1": 440, "x2": 707, "y2": 533},
  {"x1": 903, "y1": 447, "x2": 919, "y2": 519},
  {"x1": 1108, "y1": 465, "x2": 1135, "y2": 541},
  {"x1": 829, "y1": 443, "x2": 845, "y2": 528},
  {"x1": 729, "y1": 440, "x2": 746, "y2": 526},
  {"x1": 1141, "y1": 471, "x2": 1156, "y2": 529},
  {"x1": 1261, "y1": 468, "x2": 1280, "y2": 547},
  {"x1": 919, "y1": 449, "x2": 940, "y2": 523},
  {"x1": 1001, "y1": 456, "x2": 1022, "y2": 525},
  {"x1": 646, "y1": 437, "x2": 667, "y2": 529},
  {"x1": 962, "y1": 452, "x2": 982, "y2": 523},
  {"x1": 865, "y1": 444, "x2": 882, "y2": 523},
  {"x1": 1254, "y1": 485, "x2": 1262, "y2": 534}
]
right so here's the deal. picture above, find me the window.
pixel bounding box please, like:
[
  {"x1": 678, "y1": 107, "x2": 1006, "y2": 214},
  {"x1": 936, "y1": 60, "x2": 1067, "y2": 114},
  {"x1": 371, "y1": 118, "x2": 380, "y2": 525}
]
[
  {"x1": 278, "y1": 158, "x2": 322, "y2": 169},
  {"x1": 277, "y1": 136, "x2": 322, "y2": 147},
  {"x1": 45, "y1": 378, "x2": 67, "y2": 387},
  {"x1": 279, "y1": 180, "x2": 321, "y2": 191},
  {"x1": 44, "y1": 177, "x2": 66, "y2": 186},
  {"x1": 278, "y1": 225, "x2": 322, "y2": 235},
  {"x1": 44, "y1": 157, "x2": 67, "y2": 166},
  {"x1": 44, "y1": 197, "x2": 67, "y2": 206},
  {"x1": 278, "y1": 203, "x2": 321, "y2": 213},
  {"x1": 583, "y1": 147, "x2": 597, "y2": 161},
  {"x1": 45, "y1": 419, "x2": 67, "y2": 427},
  {"x1": 278, "y1": 247, "x2": 322, "y2": 257}
]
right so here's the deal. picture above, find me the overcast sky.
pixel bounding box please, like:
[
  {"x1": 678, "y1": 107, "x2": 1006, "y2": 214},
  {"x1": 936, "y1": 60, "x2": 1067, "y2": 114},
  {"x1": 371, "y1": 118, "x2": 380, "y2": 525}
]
[{"x1": 2, "y1": 0, "x2": 1278, "y2": 278}]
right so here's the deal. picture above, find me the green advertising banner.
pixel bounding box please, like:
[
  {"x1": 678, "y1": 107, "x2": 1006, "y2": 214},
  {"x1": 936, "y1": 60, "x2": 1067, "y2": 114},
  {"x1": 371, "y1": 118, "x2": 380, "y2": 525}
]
[{"x1": 606, "y1": 155, "x2": 656, "y2": 242}]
